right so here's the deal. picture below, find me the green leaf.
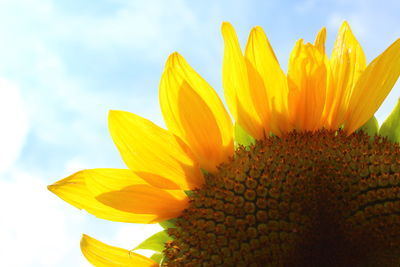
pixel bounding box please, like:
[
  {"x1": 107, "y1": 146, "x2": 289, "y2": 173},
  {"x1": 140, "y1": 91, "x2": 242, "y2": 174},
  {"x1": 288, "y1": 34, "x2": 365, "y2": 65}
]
[
  {"x1": 133, "y1": 230, "x2": 171, "y2": 252},
  {"x1": 357, "y1": 116, "x2": 379, "y2": 136},
  {"x1": 379, "y1": 98, "x2": 400, "y2": 143},
  {"x1": 159, "y1": 219, "x2": 176, "y2": 229},
  {"x1": 150, "y1": 252, "x2": 163, "y2": 263},
  {"x1": 234, "y1": 123, "x2": 255, "y2": 148}
]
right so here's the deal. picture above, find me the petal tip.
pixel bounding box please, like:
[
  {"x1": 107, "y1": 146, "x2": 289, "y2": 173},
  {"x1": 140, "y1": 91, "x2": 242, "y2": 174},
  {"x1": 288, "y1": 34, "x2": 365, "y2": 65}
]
[
  {"x1": 80, "y1": 234, "x2": 92, "y2": 255},
  {"x1": 249, "y1": 25, "x2": 265, "y2": 37},
  {"x1": 221, "y1": 21, "x2": 231, "y2": 28},
  {"x1": 108, "y1": 109, "x2": 119, "y2": 119},
  {"x1": 108, "y1": 110, "x2": 128, "y2": 124},
  {"x1": 165, "y1": 52, "x2": 184, "y2": 69},
  {"x1": 47, "y1": 184, "x2": 55, "y2": 192},
  {"x1": 342, "y1": 20, "x2": 350, "y2": 27},
  {"x1": 80, "y1": 234, "x2": 89, "y2": 244},
  {"x1": 167, "y1": 51, "x2": 179, "y2": 62},
  {"x1": 221, "y1": 21, "x2": 234, "y2": 34}
]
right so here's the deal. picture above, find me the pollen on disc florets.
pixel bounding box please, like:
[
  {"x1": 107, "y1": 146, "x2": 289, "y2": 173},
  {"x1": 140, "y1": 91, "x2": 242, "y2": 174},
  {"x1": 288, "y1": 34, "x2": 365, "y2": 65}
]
[{"x1": 163, "y1": 129, "x2": 400, "y2": 267}]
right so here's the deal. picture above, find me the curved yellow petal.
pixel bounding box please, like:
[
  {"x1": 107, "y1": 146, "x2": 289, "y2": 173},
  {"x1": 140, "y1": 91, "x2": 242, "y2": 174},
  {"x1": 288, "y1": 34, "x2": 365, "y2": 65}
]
[
  {"x1": 47, "y1": 170, "x2": 157, "y2": 223},
  {"x1": 325, "y1": 21, "x2": 366, "y2": 130},
  {"x1": 160, "y1": 53, "x2": 234, "y2": 171},
  {"x1": 288, "y1": 40, "x2": 327, "y2": 131},
  {"x1": 108, "y1": 110, "x2": 203, "y2": 190},
  {"x1": 244, "y1": 26, "x2": 290, "y2": 135},
  {"x1": 84, "y1": 168, "x2": 188, "y2": 220},
  {"x1": 96, "y1": 185, "x2": 188, "y2": 220},
  {"x1": 314, "y1": 27, "x2": 326, "y2": 54},
  {"x1": 345, "y1": 38, "x2": 400, "y2": 134},
  {"x1": 222, "y1": 22, "x2": 264, "y2": 140},
  {"x1": 81, "y1": 234, "x2": 157, "y2": 267},
  {"x1": 84, "y1": 168, "x2": 148, "y2": 192}
]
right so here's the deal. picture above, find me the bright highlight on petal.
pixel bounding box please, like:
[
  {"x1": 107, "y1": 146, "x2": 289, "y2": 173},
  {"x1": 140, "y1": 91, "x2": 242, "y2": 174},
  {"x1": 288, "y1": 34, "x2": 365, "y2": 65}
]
[
  {"x1": 81, "y1": 234, "x2": 157, "y2": 267},
  {"x1": 48, "y1": 170, "x2": 158, "y2": 223},
  {"x1": 108, "y1": 110, "x2": 203, "y2": 190},
  {"x1": 160, "y1": 53, "x2": 234, "y2": 172}
]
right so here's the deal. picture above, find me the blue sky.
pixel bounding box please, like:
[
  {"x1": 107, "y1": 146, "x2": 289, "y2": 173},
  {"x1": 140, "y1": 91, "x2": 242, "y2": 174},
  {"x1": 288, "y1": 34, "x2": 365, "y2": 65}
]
[{"x1": 0, "y1": 0, "x2": 399, "y2": 266}]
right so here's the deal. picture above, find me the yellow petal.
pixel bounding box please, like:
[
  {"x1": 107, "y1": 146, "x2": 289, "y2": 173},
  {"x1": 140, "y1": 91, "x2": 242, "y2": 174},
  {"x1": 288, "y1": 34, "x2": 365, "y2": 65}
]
[
  {"x1": 160, "y1": 53, "x2": 234, "y2": 171},
  {"x1": 81, "y1": 234, "x2": 157, "y2": 267},
  {"x1": 84, "y1": 169, "x2": 188, "y2": 220},
  {"x1": 345, "y1": 38, "x2": 400, "y2": 134},
  {"x1": 287, "y1": 40, "x2": 328, "y2": 131},
  {"x1": 85, "y1": 168, "x2": 148, "y2": 193},
  {"x1": 108, "y1": 110, "x2": 203, "y2": 190},
  {"x1": 222, "y1": 22, "x2": 264, "y2": 140},
  {"x1": 325, "y1": 21, "x2": 366, "y2": 129},
  {"x1": 314, "y1": 27, "x2": 326, "y2": 54},
  {"x1": 96, "y1": 184, "x2": 188, "y2": 220},
  {"x1": 48, "y1": 170, "x2": 158, "y2": 223},
  {"x1": 244, "y1": 26, "x2": 290, "y2": 135}
]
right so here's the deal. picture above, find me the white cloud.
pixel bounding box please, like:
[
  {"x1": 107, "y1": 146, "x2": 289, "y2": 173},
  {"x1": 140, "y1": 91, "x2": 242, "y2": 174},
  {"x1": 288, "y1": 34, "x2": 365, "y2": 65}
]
[
  {"x1": 0, "y1": 79, "x2": 29, "y2": 174},
  {"x1": 49, "y1": 0, "x2": 197, "y2": 61},
  {"x1": 0, "y1": 169, "x2": 87, "y2": 267}
]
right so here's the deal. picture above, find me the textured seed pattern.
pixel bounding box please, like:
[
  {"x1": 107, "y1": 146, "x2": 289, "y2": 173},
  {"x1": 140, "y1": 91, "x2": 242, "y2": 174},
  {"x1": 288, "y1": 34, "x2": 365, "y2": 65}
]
[{"x1": 163, "y1": 130, "x2": 400, "y2": 267}]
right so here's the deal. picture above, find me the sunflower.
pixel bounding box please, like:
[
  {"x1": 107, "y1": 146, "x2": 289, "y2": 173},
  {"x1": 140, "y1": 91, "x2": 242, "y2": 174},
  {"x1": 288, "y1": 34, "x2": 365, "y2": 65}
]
[{"x1": 48, "y1": 21, "x2": 400, "y2": 266}]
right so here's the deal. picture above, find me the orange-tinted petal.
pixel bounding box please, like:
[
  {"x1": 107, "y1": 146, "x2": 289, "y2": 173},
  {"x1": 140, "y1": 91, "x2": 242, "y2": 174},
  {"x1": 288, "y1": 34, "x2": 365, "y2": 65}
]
[
  {"x1": 314, "y1": 27, "x2": 327, "y2": 54},
  {"x1": 109, "y1": 110, "x2": 203, "y2": 190},
  {"x1": 325, "y1": 21, "x2": 366, "y2": 130},
  {"x1": 288, "y1": 40, "x2": 327, "y2": 131},
  {"x1": 160, "y1": 53, "x2": 234, "y2": 171},
  {"x1": 84, "y1": 168, "x2": 188, "y2": 220},
  {"x1": 81, "y1": 234, "x2": 157, "y2": 267},
  {"x1": 96, "y1": 184, "x2": 188, "y2": 220},
  {"x1": 48, "y1": 170, "x2": 157, "y2": 223},
  {"x1": 222, "y1": 22, "x2": 264, "y2": 140},
  {"x1": 345, "y1": 38, "x2": 400, "y2": 134},
  {"x1": 244, "y1": 26, "x2": 290, "y2": 135}
]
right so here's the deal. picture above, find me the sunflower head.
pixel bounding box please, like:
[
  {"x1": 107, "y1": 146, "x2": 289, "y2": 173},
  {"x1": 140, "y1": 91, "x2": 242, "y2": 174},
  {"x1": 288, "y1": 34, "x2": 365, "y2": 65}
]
[
  {"x1": 164, "y1": 130, "x2": 400, "y2": 266},
  {"x1": 48, "y1": 21, "x2": 400, "y2": 266}
]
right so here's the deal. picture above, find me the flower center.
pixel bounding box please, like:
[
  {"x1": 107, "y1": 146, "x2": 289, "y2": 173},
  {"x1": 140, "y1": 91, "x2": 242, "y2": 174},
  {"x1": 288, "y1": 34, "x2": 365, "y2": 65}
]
[{"x1": 163, "y1": 130, "x2": 400, "y2": 266}]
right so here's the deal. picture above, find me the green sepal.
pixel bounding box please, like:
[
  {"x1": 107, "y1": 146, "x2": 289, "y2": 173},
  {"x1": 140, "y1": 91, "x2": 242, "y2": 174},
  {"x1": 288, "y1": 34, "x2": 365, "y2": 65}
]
[
  {"x1": 150, "y1": 252, "x2": 164, "y2": 264},
  {"x1": 234, "y1": 123, "x2": 255, "y2": 148},
  {"x1": 379, "y1": 98, "x2": 400, "y2": 143},
  {"x1": 159, "y1": 218, "x2": 177, "y2": 229},
  {"x1": 133, "y1": 230, "x2": 171, "y2": 252},
  {"x1": 184, "y1": 190, "x2": 194, "y2": 197},
  {"x1": 357, "y1": 116, "x2": 379, "y2": 136}
]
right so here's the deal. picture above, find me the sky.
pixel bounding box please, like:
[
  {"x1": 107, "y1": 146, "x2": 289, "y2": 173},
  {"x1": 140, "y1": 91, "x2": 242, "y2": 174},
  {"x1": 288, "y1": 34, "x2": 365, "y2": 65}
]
[{"x1": 0, "y1": 0, "x2": 399, "y2": 266}]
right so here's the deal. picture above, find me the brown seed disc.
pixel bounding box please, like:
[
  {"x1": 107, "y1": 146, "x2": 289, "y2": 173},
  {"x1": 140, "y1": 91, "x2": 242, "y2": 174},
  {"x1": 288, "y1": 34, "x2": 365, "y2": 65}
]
[{"x1": 163, "y1": 130, "x2": 400, "y2": 267}]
